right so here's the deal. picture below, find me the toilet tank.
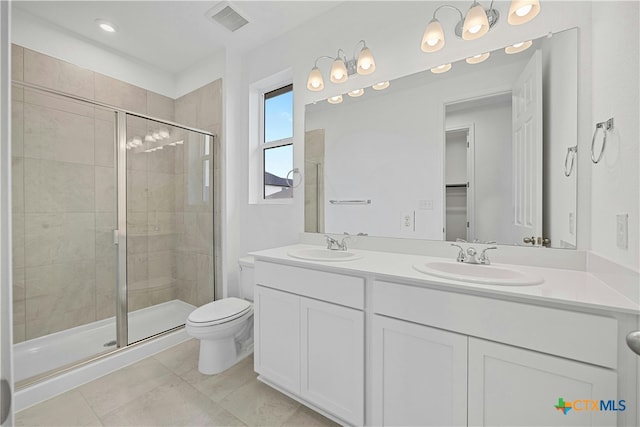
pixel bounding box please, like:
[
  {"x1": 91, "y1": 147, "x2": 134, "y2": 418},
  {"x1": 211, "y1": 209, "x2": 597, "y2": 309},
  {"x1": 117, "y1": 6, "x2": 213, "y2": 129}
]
[{"x1": 238, "y1": 256, "x2": 255, "y2": 301}]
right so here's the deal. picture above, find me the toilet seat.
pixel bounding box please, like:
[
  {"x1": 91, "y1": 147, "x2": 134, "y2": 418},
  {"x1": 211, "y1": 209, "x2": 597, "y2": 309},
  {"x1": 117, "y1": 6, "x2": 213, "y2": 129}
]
[{"x1": 187, "y1": 297, "x2": 252, "y2": 327}]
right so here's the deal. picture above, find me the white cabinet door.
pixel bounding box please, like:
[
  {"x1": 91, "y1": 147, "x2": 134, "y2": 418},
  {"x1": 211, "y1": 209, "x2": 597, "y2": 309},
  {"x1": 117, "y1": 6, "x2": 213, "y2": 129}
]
[
  {"x1": 300, "y1": 297, "x2": 364, "y2": 426},
  {"x1": 468, "y1": 337, "x2": 618, "y2": 426},
  {"x1": 254, "y1": 285, "x2": 300, "y2": 394},
  {"x1": 372, "y1": 315, "x2": 468, "y2": 426}
]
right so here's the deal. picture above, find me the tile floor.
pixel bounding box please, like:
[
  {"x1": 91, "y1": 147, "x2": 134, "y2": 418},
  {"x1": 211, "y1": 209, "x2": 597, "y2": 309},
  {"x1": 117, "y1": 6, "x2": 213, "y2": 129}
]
[{"x1": 16, "y1": 339, "x2": 340, "y2": 426}]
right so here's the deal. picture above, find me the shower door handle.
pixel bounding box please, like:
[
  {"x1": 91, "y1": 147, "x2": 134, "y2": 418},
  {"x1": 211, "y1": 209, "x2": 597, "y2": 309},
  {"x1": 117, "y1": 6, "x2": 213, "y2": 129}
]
[
  {"x1": 627, "y1": 331, "x2": 640, "y2": 356},
  {"x1": 0, "y1": 378, "x2": 10, "y2": 425}
]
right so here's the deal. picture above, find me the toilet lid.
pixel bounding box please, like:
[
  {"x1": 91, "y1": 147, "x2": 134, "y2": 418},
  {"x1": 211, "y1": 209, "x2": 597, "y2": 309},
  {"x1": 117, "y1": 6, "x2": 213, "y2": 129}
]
[{"x1": 188, "y1": 297, "x2": 252, "y2": 325}]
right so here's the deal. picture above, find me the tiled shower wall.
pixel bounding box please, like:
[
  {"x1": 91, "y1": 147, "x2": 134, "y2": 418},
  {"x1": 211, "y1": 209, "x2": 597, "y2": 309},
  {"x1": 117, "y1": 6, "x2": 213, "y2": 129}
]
[{"x1": 11, "y1": 44, "x2": 221, "y2": 343}]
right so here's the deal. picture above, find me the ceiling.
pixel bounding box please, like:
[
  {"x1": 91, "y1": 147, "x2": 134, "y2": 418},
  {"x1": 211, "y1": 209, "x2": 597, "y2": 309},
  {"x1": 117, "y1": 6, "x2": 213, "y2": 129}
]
[{"x1": 13, "y1": 1, "x2": 344, "y2": 74}]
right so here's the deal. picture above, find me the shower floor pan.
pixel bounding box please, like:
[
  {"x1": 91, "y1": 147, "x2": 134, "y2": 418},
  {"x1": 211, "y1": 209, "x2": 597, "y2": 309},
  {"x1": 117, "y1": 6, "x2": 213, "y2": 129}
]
[{"x1": 14, "y1": 299, "x2": 196, "y2": 383}]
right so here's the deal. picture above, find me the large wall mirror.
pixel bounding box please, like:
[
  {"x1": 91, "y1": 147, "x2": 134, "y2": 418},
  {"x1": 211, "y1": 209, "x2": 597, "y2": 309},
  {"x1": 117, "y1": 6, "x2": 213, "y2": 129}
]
[{"x1": 304, "y1": 28, "x2": 578, "y2": 249}]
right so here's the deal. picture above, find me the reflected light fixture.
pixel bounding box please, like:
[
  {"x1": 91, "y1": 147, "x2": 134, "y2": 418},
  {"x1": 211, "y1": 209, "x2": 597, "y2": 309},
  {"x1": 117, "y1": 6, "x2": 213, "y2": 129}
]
[
  {"x1": 372, "y1": 81, "x2": 390, "y2": 91},
  {"x1": 327, "y1": 95, "x2": 343, "y2": 104},
  {"x1": 508, "y1": 0, "x2": 540, "y2": 25},
  {"x1": 466, "y1": 52, "x2": 490, "y2": 64},
  {"x1": 307, "y1": 40, "x2": 376, "y2": 92},
  {"x1": 431, "y1": 63, "x2": 452, "y2": 74},
  {"x1": 348, "y1": 88, "x2": 364, "y2": 98},
  {"x1": 505, "y1": 40, "x2": 532, "y2": 54},
  {"x1": 95, "y1": 19, "x2": 117, "y2": 33},
  {"x1": 421, "y1": 0, "x2": 540, "y2": 53}
]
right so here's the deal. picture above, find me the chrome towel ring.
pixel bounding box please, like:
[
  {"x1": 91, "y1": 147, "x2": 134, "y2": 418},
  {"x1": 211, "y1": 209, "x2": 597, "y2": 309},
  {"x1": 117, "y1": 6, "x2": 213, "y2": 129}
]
[
  {"x1": 286, "y1": 168, "x2": 302, "y2": 188},
  {"x1": 564, "y1": 146, "x2": 577, "y2": 177},
  {"x1": 591, "y1": 117, "x2": 614, "y2": 164}
]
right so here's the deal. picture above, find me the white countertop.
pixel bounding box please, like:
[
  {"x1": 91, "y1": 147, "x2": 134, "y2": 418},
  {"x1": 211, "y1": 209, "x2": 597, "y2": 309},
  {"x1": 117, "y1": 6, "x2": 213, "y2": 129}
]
[{"x1": 250, "y1": 244, "x2": 640, "y2": 315}]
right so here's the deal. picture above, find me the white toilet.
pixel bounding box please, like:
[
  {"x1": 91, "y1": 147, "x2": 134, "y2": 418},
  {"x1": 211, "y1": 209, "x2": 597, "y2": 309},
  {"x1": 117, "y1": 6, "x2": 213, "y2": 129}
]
[{"x1": 186, "y1": 257, "x2": 255, "y2": 375}]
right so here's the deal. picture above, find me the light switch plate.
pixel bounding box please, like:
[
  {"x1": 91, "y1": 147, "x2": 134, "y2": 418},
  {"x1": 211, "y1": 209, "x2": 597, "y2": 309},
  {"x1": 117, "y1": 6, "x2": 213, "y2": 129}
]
[{"x1": 616, "y1": 213, "x2": 628, "y2": 250}]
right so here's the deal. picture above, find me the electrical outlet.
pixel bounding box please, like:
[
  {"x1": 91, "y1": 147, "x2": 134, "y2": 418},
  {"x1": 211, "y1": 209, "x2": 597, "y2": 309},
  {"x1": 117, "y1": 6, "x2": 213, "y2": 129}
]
[
  {"x1": 401, "y1": 211, "x2": 414, "y2": 231},
  {"x1": 616, "y1": 214, "x2": 628, "y2": 250}
]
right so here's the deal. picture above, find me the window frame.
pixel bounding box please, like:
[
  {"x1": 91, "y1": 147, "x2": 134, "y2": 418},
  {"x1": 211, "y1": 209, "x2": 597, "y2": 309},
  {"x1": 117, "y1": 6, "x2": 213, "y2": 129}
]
[{"x1": 259, "y1": 83, "x2": 294, "y2": 202}]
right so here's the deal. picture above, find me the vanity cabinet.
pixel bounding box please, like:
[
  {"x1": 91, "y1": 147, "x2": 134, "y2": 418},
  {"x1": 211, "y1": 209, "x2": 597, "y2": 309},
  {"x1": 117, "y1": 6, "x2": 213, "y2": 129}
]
[
  {"x1": 372, "y1": 280, "x2": 619, "y2": 427},
  {"x1": 372, "y1": 315, "x2": 468, "y2": 426},
  {"x1": 254, "y1": 261, "x2": 365, "y2": 426}
]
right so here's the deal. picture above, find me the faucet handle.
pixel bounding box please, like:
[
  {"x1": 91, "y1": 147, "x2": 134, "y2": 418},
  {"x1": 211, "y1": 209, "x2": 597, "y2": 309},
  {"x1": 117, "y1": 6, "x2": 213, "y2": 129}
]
[
  {"x1": 450, "y1": 243, "x2": 465, "y2": 262},
  {"x1": 479, "y1": 246, "x2": 498, "y2": 264}
]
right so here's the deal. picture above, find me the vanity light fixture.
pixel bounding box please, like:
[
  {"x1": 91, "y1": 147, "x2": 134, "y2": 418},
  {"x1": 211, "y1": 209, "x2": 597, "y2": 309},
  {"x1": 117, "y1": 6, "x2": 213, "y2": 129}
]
[
  {"x1": 307, "y1": 40, "x2": 376, "y2": 92},
  {"x1": 95, "y1": 19, "x2": 117, "y2": 33},
  {"x1": 348, "y1": 88, "x2": 365, "y2": 98},
  {"x1": 466, "y1": 52, "x2": 490, "y2": 64},
  {"x1": 431, "y1": 63, "x2": 452, "y2": 74},
  {"x1": 327, "y1": 94, "x2": 343, "y2": 104},
  {"x1": 505, "y1": 40, "x2": 532, "y2": 54},
  {"x1": 421, "y1": 0, "x2": 541, "y2": 53},
  {"x1": 508, "y1": 0, "x2": 540, "y2": 25},
  {"x1": 372, "y1": 81, "x2": 390, "y2": 91}
]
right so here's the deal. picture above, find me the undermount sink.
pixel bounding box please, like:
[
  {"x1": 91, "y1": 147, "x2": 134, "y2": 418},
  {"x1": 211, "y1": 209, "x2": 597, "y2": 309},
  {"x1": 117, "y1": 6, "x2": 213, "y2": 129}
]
[
  {"x1": 413, "y1": 261, "x2": 543, "y2": 286},
  {"x1": 288, "y1": 248, "x2": 361, "y2": 262}
]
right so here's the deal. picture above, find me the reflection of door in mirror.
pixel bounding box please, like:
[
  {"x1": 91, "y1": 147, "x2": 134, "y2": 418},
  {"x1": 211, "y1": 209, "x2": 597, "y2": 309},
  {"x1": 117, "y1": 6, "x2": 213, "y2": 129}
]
[
  {"x1": 305, "y1": 129, "x2": 325, "y2": 233},
  {"x1": 512, "y1": 50, "x2": 543, "y2": 246},
  {"x1": 446, "y1": 93, "x2": 512, "y2": 244},
  {"x1": 445, "y1": 128, "x2": 471, "y2": 242}
]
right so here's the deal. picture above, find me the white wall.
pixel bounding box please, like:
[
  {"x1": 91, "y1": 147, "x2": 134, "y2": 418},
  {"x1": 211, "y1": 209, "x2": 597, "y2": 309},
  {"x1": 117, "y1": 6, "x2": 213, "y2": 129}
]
[
  {"x1": 541, "y1": 28, "x2": 578, "y2": 248},
  {"x1": 589, "y1": 1, "x2": 639, "y2": 271}
]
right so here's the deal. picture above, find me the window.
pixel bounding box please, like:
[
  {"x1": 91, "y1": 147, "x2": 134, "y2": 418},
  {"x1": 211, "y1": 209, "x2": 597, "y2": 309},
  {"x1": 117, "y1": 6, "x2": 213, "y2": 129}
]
[{"x1": 262, "y1": 84, "x2": 293, "y2": 200}]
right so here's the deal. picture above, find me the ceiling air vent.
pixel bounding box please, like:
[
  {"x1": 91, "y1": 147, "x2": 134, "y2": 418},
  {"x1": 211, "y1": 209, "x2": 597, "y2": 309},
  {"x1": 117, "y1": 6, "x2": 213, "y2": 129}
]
[{"x1": 208, "y1": 3, "x2": 249, "y2": 32}]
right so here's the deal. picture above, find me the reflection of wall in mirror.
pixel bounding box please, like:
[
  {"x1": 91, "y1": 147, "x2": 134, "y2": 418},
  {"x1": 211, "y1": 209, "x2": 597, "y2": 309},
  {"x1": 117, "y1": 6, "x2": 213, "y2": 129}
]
[
  {"x1": 541, "y1": 29, "x2": 578, "y2": 249},
  {"x1": 305, "y1": 129, "x2": 325, "y2": 233}
]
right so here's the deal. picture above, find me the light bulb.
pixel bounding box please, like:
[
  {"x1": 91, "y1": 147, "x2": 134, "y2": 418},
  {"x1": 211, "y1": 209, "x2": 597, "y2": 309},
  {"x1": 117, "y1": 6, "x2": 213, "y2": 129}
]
[
  {"x1": 330, "y1": 59, "x2": 348, "y2": 84},
  {"x1": 466, "y1": 52, "x2": 490, "y2": 64},
  {"x1": 357, "y1": 47, "x2": 376, "y2": 75},
  {"x1": 95, "y1": 19, "x2": 117, "y2": 33},
  {"x1": 462, "y1": 2, "x2": 489, "y2": 40},
  {"x1": 307, "y1": 66, "x2": 324, "y2": 91},
  {"x1": 372, "y1": 81, "x2": 390, "y2": 91},
  {"x1": 431, "y1": 63, "x2": 452, "y2": 74},
  {"x1": 505, "y1": 40, "x2": 533, "y2": 54},
  {"x1": 327, "y1": 95, "x2": 343, "y2": 104},
  {"x1": 508, "y1": 0, "x2": 540, "y2": 25},
  {"x1": 422, "y1": 19, "x2": 445, "y2": 53},
  {"x1": 348, "y1": 89, "x2": 364, "y2": 97}
]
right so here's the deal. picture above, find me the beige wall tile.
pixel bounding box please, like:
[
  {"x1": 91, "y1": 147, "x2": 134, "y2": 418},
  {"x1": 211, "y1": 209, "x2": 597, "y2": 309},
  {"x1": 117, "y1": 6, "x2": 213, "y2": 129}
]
[
  {"x1": 24, "y1": 89, "x2": 94, "y2": 118},
  {"x1": 24, "y1": 158, "x2": 95, "y2": 213},
  {"x1": 126, "y1": 169, "x2": 148, "y2": 213},
  {"x1": 23, "y1": 48, "x2": 94, "y2": 99},
  {"x1": 127, "y1": 253, "x2": 148, "y2": 291},
  {"x1": 23, "y1": 103, "x2": 95, "y2": 165},
  {"x1": 12, "y1": 44, "x2": 24, "y2": 81},
  {"x1": 147, "y1": 171, "x2": 175, "y2": 212},
  {"x1": 196, "y1": 253, "x2": 214, "y2": 305},
  {"x1": 94, "y1": 118, "x2": 116, "y2": 167},
  {"x1": 146, "y1": 146, "x2": 175, "y2": 174},
  {"x1": 95, "y1": 166, "x2": 116, "y2": 212},
  {"x1": 13, "y1": 268, "x2": 26, "y2": 344},
  {"x1": 146, "y1": 91, "x2": 174, "y2": 122},
  {"x1": 12, "y1": 214, "x2": 25, "y2": 270},
  {"x1": 95, "y1": 259, "x2": 116, "y2": 321},
  {"x1": 95, "y1": 212, "x2": 117, "y2": 261},
  {"x1": 25, "y1": 260, "x2": 96, "y2": 339},
  {"x1": 12, "y1": 100, "x2": 24, "y2": 157},
  {"x1": 24, "y1": 213, "x2": 95, "y2": 267},
  {"x1": 195, "y1": 79, "x2": 222, "y2": 130},
  {"x1": 147, "y1": 251, "x2": 175, "y2": 280},
  {"x1": 12, "y1": 157, "x2": 24, "y2": 214},
  {"x1": 95, "y1": 73, "x2": 146, "y2": 113},
  {"x1": 174, "y1": 91, "x2": 197, "y2": 128}
]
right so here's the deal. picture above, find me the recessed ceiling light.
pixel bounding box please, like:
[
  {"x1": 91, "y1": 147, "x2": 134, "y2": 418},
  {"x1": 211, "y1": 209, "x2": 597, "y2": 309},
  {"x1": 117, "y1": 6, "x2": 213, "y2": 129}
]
[{"x1": 95, "y1": 19, "x2": 117, "y2": 33}]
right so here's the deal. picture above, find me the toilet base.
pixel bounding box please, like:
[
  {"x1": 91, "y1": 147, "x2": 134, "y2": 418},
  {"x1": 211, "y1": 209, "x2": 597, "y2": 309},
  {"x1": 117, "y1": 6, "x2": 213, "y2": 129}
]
[{"x1": 197, "y1": 336, "x2": 237, "y2": 375}]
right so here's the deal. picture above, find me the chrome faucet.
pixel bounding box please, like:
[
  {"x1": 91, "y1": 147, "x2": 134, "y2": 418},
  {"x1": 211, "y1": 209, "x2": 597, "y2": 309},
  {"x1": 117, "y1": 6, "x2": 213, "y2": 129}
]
[
  {"x1": 451, "y1": 243, "x2": 497, "y2": 265},
  {"x1": 325, "y1": 235, "x2": 349, "y2": 251}
]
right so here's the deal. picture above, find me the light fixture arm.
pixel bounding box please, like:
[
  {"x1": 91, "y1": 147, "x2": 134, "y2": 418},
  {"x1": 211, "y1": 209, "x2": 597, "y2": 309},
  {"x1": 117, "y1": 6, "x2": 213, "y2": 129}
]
[{"x1": 312, "y1": 55, "x2": 337, "y2": 68}]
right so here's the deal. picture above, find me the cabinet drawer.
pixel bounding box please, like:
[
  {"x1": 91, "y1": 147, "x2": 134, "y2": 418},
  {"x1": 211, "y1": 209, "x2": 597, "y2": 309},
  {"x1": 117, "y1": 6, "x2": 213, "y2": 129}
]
[
  {"x1": 373, "y1": 280, "x2": 618, "y2": 369},
  {"x1": 255, "y1": 261, "x2": 365, "y2": 309}
]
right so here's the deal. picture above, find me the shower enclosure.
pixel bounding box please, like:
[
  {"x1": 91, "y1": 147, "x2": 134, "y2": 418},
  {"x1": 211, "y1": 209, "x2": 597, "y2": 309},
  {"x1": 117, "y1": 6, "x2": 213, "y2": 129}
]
[{"x1": 11, "y1": 83, "x2": 215, "y2": 385}]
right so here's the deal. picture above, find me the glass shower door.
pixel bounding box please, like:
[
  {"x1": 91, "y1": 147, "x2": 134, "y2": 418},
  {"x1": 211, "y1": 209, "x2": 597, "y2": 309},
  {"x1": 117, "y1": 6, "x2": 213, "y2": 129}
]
[
  {"x1": 125, "y1": 114, "x2": 213, "y2": 344},
  {"x1": 12, "y1": 85, "x2": 119, "y2": 382}
]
